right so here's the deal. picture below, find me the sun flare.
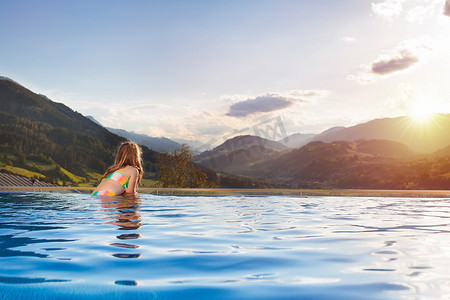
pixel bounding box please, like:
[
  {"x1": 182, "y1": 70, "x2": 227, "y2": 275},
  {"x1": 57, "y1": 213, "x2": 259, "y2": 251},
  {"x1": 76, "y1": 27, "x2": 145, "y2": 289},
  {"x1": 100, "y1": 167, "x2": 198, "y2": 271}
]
[{"x1": 409, "y1": 101, "x2": 435, "y2": 123}]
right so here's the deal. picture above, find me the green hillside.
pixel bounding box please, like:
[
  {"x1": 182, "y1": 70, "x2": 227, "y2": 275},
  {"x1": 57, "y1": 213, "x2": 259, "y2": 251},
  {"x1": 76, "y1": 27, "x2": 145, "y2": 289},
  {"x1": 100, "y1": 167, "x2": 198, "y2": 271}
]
[{"x1": 0, "y1": 77, "x2": 159, "y2": 186}]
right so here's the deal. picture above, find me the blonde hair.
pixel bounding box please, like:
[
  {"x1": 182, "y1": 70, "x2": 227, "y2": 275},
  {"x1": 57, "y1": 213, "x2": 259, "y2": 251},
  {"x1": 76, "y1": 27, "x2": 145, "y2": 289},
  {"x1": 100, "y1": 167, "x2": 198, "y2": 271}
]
[{"x1": 102, "y1": 141, "x2": 143, "y2": 184}]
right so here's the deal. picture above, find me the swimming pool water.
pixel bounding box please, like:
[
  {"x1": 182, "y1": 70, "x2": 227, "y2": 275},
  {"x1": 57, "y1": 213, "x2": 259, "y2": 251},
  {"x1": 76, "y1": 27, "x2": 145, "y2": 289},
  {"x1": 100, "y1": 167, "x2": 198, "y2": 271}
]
[{"x1": 0, "y1": 192, "x2": 449, "y2": 299}]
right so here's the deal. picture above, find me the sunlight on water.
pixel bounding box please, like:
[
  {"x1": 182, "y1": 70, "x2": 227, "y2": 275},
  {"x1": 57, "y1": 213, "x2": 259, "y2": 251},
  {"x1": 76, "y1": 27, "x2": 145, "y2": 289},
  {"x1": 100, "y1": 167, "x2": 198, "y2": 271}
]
[{"x1": 0, "y1": 193, "x2": 450, "y2": 299}]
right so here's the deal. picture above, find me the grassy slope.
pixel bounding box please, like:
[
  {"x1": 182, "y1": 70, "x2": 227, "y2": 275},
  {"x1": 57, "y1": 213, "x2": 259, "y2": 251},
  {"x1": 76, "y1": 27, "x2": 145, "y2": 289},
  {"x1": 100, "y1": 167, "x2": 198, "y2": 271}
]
[
  {"x1": 1, "y1": 149, "x2": 159, "y2": 187},
  {"x1": 0, "y1": 165, "x2": 45, "y2": 178},
  {"x1": 0, "y1": 151, "x2": 102, "y2": 186}
]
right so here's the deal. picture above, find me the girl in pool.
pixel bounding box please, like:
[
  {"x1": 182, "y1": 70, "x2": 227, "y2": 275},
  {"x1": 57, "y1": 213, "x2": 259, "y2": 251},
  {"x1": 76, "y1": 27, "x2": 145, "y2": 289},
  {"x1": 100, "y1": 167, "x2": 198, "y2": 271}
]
[{"x1": 92, "y1": 141, "x2": 143, "y2": 196}]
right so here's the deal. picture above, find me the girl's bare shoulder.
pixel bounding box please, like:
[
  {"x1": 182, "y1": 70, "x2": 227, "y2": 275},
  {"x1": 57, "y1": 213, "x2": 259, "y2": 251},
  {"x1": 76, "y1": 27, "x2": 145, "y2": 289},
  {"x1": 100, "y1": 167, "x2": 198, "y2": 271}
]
[{"x1": 122, "y1": 165, "x2": 139, "y2": 176}]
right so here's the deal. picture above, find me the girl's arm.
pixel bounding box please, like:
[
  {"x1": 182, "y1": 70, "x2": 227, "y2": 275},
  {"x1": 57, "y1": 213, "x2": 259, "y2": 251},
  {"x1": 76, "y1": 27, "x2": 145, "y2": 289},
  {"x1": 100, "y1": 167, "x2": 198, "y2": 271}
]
[{"x1": 125, "y1": 167, "x2": 139, "y2": 194}]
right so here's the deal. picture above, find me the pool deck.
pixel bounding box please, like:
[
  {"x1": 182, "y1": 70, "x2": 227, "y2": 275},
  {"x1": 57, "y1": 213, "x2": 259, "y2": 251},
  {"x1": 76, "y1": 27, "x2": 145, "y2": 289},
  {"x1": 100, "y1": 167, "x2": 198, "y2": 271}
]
[{"x1": 1, "y1": 186, "x2": 450, "y2": 197}]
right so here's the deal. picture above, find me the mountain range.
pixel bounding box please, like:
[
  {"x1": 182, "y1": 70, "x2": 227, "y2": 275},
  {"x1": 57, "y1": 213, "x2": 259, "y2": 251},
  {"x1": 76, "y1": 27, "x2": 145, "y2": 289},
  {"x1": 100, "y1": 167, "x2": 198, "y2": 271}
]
[
  {"x1": 198, "y1": 135, "x2": 450, "y2": 189},
  {"x1": 88, "y1": 101, "x2": 450, "y2": 158},
  {"x1": 194, "y1": 135, "x2": 289, "y2": 174},
  {"x1": 107, "y1": 127, "x2": 182, "y2": 153},
  {"x1": 194, "y1": 133, "x2": 420, "y2": 176},
  {"x1": 192, "y1": 116, "x2": 450, "y2": 189},
  {"x1": 281, "y1": 115, "x2": 450, "y2": 153},
  {"x1": 2, "y1": 75, "x2": 450, "y2": 189},
  {"x1": 278, "y1": 133, "x2": 316, "y2": 148},
  {"x1": 311, "y1": 115, "x2": 450, "y2": 153},
  {"x1": 86, "y1": 116, "x2": 208, "y2": 154}
]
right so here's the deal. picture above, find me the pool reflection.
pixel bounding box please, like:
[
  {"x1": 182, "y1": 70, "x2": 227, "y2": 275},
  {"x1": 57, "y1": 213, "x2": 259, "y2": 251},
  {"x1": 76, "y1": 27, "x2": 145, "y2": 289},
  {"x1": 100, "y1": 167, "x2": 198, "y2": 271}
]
[{"x1": 101, "y1": 195, "x2": 142, "y2": 259}]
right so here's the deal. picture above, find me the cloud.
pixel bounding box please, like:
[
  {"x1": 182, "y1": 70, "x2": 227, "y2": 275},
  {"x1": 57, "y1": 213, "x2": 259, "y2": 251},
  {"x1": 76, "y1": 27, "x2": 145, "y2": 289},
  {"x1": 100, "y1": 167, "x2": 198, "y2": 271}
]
[
  {"x1": 444, "y1": 0, "x2": 450, "y2": 16},
  {"x1": 372, "y1": 0, "x2": 444, "y2": 23},
  {"x1": 226, "y1": 95, "x2": 296, "y2": 117},
  {"x1": 384, "y1": 83, "x2": 417, "y2": 113},
  {"x1": 405, "y1": 5, "x2": 434, "y2": 24},
  {"x1": 284, "y1": 90, "x2": 329, "y2": 98},
  {"x1": 225, "y1": 90, "x2": 329, "y2": 118},
  {"x1": 370, "y1": 49, "x2": 419, "y2": 75},
  {"x1": 372, "y1": 0, "x2": 405, "y2": 20},
  {"x1": 133, "y1": 103, "x2": 171, "y2": 109},
  {"x1": 347, "y1": 73, "x2": 377, "y2": 84},
  {"x1": 349, "y1": 38, "x2": 433, "y2": 84},
  {"x1": 343, "y1": 37, "x2": 356, "y2": 42}
]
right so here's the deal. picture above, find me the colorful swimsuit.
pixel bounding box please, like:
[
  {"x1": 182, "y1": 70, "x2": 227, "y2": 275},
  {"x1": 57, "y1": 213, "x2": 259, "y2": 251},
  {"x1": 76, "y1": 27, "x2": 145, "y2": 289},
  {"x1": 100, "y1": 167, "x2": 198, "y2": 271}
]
[
  {"x1": 91, "y1": 190, "x2": 116, "y2": 196},
  {"x1": 91, "y1": 171, "x2": 130, "y2": 196}
]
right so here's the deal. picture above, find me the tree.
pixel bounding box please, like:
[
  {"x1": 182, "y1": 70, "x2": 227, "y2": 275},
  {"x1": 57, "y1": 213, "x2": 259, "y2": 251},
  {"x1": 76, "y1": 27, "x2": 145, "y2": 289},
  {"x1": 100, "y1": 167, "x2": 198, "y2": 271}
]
[
  {"x1": 157, "y1": 144, "x2": 216, "y2": 188},
  {"x1": 16, "y1": 152, "x2": 26, "y2": 166},
  {"x1": 2, "y1": 155, "x2": 12, "y2": 166}
]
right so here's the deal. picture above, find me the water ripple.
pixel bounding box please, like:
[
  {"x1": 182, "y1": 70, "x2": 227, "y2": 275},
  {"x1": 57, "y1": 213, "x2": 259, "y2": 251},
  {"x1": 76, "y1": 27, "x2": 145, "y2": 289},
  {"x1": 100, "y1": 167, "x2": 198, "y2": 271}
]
[{"x1": 0, "y1": 193, "x2": 449, "y2": 299}]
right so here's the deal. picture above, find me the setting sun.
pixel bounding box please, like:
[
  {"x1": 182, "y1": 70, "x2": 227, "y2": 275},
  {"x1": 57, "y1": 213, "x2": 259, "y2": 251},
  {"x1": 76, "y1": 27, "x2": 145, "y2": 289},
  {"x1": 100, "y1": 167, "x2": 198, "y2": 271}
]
[{"x1": 410, "y1": 100, "x2": 436, "y2": 123}]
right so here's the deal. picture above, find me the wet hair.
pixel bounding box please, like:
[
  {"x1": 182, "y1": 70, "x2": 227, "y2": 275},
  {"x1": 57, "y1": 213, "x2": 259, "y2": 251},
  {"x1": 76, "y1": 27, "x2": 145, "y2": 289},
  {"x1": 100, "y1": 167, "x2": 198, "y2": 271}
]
[{"x1": 102, "y1": 141, "x2": 143, "y2": 184}]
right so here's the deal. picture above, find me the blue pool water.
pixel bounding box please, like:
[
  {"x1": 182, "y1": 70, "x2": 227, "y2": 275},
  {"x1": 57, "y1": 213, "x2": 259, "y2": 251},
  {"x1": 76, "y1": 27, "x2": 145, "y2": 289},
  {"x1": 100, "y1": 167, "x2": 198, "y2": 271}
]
[{"x1": 0, "y1": 193, "x2": 449, "y2": 299}]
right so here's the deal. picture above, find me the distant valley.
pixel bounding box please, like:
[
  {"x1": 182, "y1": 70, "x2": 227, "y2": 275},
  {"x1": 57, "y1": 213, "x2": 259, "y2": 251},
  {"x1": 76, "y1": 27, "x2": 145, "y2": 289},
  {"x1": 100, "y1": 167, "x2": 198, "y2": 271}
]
[
  {"x1": 106, "y1": 127, "x2": 182, "y2": 153},
  {"x1": 87, "y1": 116, "x2": 207, "y2": 154}
]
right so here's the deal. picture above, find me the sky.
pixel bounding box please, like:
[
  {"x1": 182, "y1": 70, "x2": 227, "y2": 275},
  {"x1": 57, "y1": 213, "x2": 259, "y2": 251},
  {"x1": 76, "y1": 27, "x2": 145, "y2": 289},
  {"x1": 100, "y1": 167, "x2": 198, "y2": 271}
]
[{"x1": 1, "y1": 0, "x2": 450, "y2": 149}]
